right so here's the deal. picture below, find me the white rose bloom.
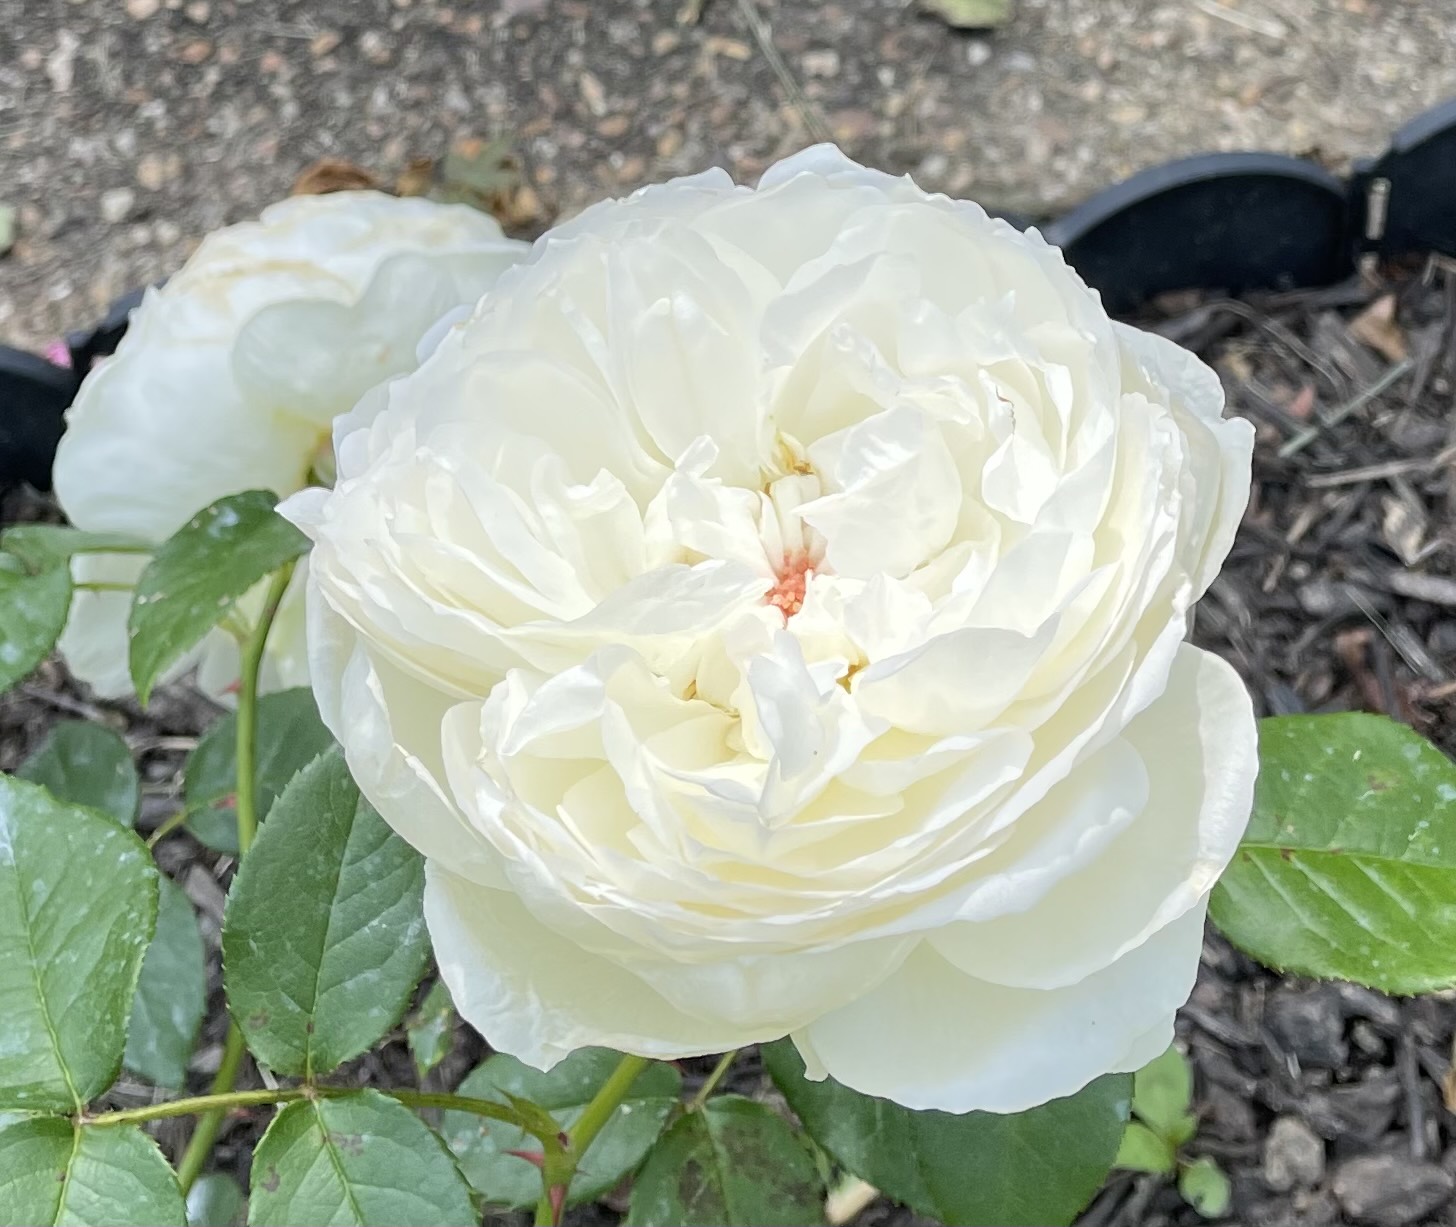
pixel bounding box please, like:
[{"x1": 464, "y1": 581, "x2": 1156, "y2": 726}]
[
  {"x1": 52, "y1": 191, "x2": 525, "y2": 699},
  {"x1": 284, "y1": 148, "x2": 1257, "y2": 1114}
]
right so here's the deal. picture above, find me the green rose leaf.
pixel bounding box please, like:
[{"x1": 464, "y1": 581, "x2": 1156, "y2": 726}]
[
  {"x1": 442, "y1": 1048, "x2": 681, "y2": 1209},
  {"x1": 222, "y1": 751, "x2": 429, "y2": 1077},
  {"x1": 0, "y1": 525, "x2": 149, "y2": 572},
  {"x1": 0, "y1": 1111, "x2": 35, "y2": 1135},
  {"x1": 0, "y1": 774, "x2": 157, "y2": 1111},
  {"x1": 124, "y1": 876, "x2": 207, "y2": 1089},
  {"x1": 0, "y1": 556, "x2": 71, "y2": 693},
  {"x1": 183, "y1": 688, "x2": 334, "y2": 854},
  {"x1": 127, "y1": 490, "x2": 308, "y2": 703},
  {"x1": 247, "y1": 1090, "x2": 476, "y2": 1227},
  {"x1": 764, "y1": 1040, "x2": 1129, "y2": 1227},
  {"x1": 0, "y1": 1117, "x2": 185, "y2": 1226},
  {"x1": 18, "y1": 720, "x2": 139, "y2": 828},
  {"x1": 1210, "y1": 713, "x2": 1456, "y2": 993},
  {"x1": 186, "y1": 1173, "x2": 246, "y2": 1227},
  {"x1": 406, "y1": 979, "x2": 456, "y2": 1083},
  {"x1": 626, "y1": 1095, "x2": 824, "y2": 1227}
]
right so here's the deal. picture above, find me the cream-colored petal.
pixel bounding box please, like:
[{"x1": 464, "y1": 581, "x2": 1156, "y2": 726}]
[
  {"x1": 795, "y1": 902, "x2": 1208, "y2": 1114},
  {"x1": 231, "y1": 247, "x2": 522, "y2": 429},
  {"x1": 57, "y1": 553, "x2": 152, "y2": 698},
  {"x1": 54, "y1": 333, "x2": 316, "y2": 541},
  {"x1": 932, "y1": 644, "x2": 1254, "y2": 988},
  {"x1": 425, "y1": 864, "x2": 761, "y2": 1068},
  {"x1": 626, "y1": 936, "x2": 914, "y2": 1034},
  {"x1": 1113, "y1": 322, "x2": 1254, "y2": 598},
  {"x1": 281, "y1": 152, "x2": 1258, "y2": 1119},
  {"x1": 306, "y1": 584, "x2": 505, "y2": 887}
]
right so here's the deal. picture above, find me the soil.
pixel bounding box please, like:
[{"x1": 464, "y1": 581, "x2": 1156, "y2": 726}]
[
  {"x1": 5, "y1": 0, "x2": 1456, "y2": 353},
  {"x1": 1075, "y1": 264, "x2": 1456, "y2": 1227},
  {"x1": 3, "y1": 263, "x2": 1456, "y2": 1225}
]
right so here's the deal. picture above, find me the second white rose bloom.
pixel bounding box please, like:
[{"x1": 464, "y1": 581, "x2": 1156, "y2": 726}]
[
  {"x1": 52, "y1": 190, "x2": 525, "y2": 698},
  {"x1": 285, "y1": 147, "x2": 1258, "y2": 1114}
]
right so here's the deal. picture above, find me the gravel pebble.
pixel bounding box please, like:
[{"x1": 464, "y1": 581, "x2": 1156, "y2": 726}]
[
  {"x1": 99, "y1": 188, "x2": 136, "y2": 225},
  {"x1": 1331, "y1": 1153, "x2": 1454, "y2": 1227},
  {"x1": 1268, "y1": 986, "x2": 1350, "y2": 1069},
  {"x1": 1263, "y1": 1116, "x2": 1326, "y2": 1193},
  {"x1": 1297, "y1": 1074, "x2": 1403, "y2": 1144}
]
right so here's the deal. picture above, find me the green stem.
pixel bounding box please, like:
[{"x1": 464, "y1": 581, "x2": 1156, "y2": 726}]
[
  {"x1": 174, "y1": 1023, "x2": 247, "y2": 1192},
  {"x1": 146, "y1": 789, "x2": 250, "y2": 849},
  {"x1": 569, "y1": 1053, "x2": 649, "y2": 1169},
  {"x1": 104, "y1": 1066, "x2": 285, "y2": 1129},
  {"x1": 145, "y1": 808, "x2": 191, "y2": 849},
  {"x1": 171, "y1": 562, "x2": 293, "y2": 1191},
  {"x1": 387, "y1": 1089, "x2": 553, "y2": 1131},
  {"x1": 534, "y1": 1053, "x2": 650, "y2": 1226},
  {"x1": 86, "y1": 1085, "x2": 545, "y2": 1135},
  {"x1": 689, "y1": 1049, "x2": 739, "y2": 1110},
  {"x1": 74, "y1": 581, "x2": 134, "y2": 593},
  {"x1": 233, "y1": 563, "x2": 293, "y2": 857}
]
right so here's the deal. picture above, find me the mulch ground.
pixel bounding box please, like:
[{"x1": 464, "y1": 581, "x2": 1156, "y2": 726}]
[
  {"x1": 2, "y1": 259, "x2": 1455, "y2": 1227},
  {"x1": 1079, "y1": 261, "x2": 1456, "y2": 1227}
]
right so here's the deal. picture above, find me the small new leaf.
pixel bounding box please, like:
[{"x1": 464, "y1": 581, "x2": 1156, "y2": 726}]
[
  {"x1": 1211, "y1": 713, "x2": 1456, "y2": 993},
  {"x1": 222, "y1": 751, "x2": 428, "y2": 1077},
  {"x1": 127, "y1": 490, "x2": 308, "y2": 703},
  {"x1": 1115, "y1": 1122, "x2": 1176, "y2": 1176},
  {"x1": 1130, "y1": 1045, "x2": 1195, "y2": 1145},
  {"x1": 1179, "y1": 1156, "x2": 1232, "y2": 1219},
  {"x1": 0, "y1": 774, "x2": 157, "y2": 1111}
]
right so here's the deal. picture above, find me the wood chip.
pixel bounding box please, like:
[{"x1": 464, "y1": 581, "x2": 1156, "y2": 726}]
[
  {"x1": 1383, "y1": 571, "x2": 1456, "y2": 608},
  {"x1": 1380, "y1": 491, "x2": 1428, "y2": 567},
  {"x1": 394, "y1": 156, "x2": 435, "y2": 198},
  {"x1": 1349, "y1": 293, "x2": 1410, "y2": 364}
]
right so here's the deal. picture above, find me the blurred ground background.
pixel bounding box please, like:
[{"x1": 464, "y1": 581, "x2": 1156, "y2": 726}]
[{"x1": 2, "y1": 0, "x2": 1455, "y2": 351}]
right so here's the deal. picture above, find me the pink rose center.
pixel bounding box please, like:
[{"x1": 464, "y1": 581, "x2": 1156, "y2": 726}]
[{"x1": 766, "y1": 552, "x2": 815, "y2": 619}]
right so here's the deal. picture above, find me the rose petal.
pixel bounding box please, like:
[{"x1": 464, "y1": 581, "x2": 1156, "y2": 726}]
[
  {"x1": 426, "y1": 863, "x2": 759, "y2": 1068},
  {"x1": 793, "y1": 902, "x2": 1207, "y2": 1114},
  {"x1": 932, "y1": 644, "x2": 1256, "y2": 987}
]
